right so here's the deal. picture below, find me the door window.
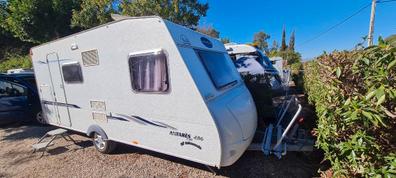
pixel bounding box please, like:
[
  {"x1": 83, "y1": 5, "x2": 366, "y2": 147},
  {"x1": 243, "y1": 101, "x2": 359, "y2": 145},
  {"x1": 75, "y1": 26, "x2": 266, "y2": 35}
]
[
  {"x1": 128, "y1": 50, "x2": 169, "y2": 93},
  {"x1": 0, "y1": 80, "x2": 27, "y2": 97},
  {"x1": 62, "y1": 62, "x2": 84, "y2": 83}
]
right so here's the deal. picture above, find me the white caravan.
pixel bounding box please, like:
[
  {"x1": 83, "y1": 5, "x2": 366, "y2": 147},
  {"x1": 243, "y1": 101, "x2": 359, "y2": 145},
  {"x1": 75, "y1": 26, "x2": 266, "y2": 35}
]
[
  {"x1": 30, "y1": 16, "x2": 257, "y2": 167},
  {"x1": 225, "y1": 44, "x2": 279, "y2": 75},
  {"x1": 225, "y1": 44, "x2": 283, "y2": 91}
]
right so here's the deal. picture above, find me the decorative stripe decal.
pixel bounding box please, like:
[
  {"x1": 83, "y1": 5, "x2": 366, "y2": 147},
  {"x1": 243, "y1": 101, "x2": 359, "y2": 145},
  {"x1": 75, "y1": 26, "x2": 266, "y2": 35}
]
[
  {"x1": 131, "y1": 115, "x2": 167, "y2": 128},
  {"x1": 107, "y1": 115, "x2": 129, "y2": 122},
  {"x1": 107, "y1": 113, "x2": 176, "y2": 130},
  {"x1": 42, "y1": 100, "x2": 81, "y2": 109},
  {"x1": 180, "y1": 141, "x2": 202, "y2": 150}
]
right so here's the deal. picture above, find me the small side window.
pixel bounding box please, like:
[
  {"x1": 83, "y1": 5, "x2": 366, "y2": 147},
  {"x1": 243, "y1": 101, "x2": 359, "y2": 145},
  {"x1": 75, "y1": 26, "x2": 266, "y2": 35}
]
[
  {"x1": 62, "y1": 62, "x2": 83, "y2": 83},
  {"x1": 128, "y1": 50, "x2": 169, "y2": 93}
]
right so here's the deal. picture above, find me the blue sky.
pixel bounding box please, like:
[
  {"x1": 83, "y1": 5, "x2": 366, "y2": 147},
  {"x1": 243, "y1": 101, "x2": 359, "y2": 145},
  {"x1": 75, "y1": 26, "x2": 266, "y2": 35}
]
[{"x1": 199, "y1": 0, "x2": 396, "y2": 60}]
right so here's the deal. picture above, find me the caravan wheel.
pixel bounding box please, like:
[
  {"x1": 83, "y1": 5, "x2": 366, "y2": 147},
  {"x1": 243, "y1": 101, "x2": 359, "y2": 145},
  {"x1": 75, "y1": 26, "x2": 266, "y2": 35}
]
[
  {"x1": 92, "y1": 132, "x2": 116, "y2": 154},
  {"x1": 35, "y1": 111, "x2": 47, "y2": 124}
]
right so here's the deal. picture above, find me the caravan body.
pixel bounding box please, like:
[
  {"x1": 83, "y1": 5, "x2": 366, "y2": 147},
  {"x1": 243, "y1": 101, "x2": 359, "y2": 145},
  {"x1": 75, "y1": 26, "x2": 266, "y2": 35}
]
[{"x1": 31, "y1": 17, "x2": 257, "y2": 167}]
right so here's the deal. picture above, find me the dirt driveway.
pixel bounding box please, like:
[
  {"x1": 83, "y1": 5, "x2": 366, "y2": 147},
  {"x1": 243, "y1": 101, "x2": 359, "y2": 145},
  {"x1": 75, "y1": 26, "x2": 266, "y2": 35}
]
[{"x1": 0, "y1": 122, "x2": 321, "y2": 178}]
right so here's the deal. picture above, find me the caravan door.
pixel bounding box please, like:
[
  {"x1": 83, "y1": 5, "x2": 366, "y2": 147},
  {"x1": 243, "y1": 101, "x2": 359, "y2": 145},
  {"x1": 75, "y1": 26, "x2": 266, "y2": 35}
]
[{"x1": 45, "y1": 53, "x2": 72, "y2": 127}]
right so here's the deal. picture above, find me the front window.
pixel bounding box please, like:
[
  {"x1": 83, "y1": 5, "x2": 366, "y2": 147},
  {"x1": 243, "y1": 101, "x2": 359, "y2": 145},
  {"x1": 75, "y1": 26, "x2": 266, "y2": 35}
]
[{"x1": 196, "y1": 50, "x2": 238, "y2": 89}]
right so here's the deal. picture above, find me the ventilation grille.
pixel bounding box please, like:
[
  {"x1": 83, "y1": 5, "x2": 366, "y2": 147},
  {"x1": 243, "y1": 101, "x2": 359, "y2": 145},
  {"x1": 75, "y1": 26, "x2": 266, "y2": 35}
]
[
  {"x1": 82, "y1": 49, "x2": 99, "y2": 66},
  {"x1": 90, "y1": 101, "x2": 106, "y2": 111},
  {"x1": 92, "y1": 112, "x2": 107, "y2": 123}
]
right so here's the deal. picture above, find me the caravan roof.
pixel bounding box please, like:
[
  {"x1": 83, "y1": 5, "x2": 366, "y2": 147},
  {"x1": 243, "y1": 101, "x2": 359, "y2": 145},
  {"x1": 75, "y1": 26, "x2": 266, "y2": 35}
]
[{"x1": 225, "y1": 44, "x2": 278, "y2": 75}]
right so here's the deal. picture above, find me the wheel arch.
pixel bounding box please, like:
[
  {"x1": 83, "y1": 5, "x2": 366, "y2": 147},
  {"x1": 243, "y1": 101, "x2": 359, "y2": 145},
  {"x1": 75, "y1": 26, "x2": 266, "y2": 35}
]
[{"x1": 87, "y1": 125, "x2": 108, "y2": 139}]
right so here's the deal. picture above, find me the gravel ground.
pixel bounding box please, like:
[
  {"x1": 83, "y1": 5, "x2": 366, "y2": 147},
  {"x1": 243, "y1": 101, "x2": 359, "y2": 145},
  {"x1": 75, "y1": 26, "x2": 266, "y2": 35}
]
[{"x1": 0, "y1": 121, "x2": 322, "y2": 178}]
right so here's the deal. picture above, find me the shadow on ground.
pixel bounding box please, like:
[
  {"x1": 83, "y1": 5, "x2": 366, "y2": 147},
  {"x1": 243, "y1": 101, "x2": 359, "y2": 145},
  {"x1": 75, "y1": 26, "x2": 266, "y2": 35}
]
[
  {"x1": 111, "y1": 141, "x2": 322, "y2": 178},
  {"x1": 0, "y1": 122, "x2": 55, "y2": 141}
]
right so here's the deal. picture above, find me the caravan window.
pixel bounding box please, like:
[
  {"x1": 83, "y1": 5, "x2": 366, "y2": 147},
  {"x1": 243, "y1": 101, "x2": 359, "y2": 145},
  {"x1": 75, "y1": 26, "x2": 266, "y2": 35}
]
[
  {"x1": 196, "y1": 50, "x2": 238, "y2": 89},
  {"x1": 62, "y1": 62, "x2": 84, "y2": 83},
  {"x1": 128, "y1": 50, "x2": 169, "y2": 93}
]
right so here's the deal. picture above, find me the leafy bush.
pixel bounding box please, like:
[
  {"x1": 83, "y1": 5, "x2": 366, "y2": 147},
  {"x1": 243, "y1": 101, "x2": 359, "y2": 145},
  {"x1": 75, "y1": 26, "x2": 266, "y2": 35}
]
[
  {"x1": 304, "y1": 44, "x2": 396, "y2": 177},
  {"x1": 290, "y1": 62, "x2": 304, "y2": 91},
  {"x1": 0, "y1": 55, "x2": 32, "y2": 72}
]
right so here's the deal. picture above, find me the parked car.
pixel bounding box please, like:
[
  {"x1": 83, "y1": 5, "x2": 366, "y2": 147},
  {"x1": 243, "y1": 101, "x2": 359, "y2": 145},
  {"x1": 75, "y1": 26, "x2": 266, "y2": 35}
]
[{"x1": 0, "y1": 72, "x2": 44, "y2": 124}]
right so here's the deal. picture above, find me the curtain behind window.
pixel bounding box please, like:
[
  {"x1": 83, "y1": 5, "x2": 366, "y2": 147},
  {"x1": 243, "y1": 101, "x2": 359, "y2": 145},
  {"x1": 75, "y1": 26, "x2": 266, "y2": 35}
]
[{"x1": 130, "y1": 52, "x2": 168, "y2": 92}]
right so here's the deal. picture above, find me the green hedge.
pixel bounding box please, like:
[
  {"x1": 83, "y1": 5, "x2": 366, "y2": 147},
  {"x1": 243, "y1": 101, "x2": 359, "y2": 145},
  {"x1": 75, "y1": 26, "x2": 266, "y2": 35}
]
[
  {"x1": 0, "y1": 55, "x2": 32, "y2": 72},
  {"x1": 304, "y1": 44, "x2": 396, "y2": 177}
]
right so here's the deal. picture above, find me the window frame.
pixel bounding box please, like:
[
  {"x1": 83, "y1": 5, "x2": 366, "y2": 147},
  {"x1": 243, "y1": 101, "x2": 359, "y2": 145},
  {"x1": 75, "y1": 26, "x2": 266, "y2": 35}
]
[
  {"x1": 128, "y1": 49, "x2": 171, "y2": 94},
  {"x1": 61, "y1": 61, "x2": 84, "y2": 84},
  {"x1": 195, "y1": 49, "x2": 238, "y2": 90}
]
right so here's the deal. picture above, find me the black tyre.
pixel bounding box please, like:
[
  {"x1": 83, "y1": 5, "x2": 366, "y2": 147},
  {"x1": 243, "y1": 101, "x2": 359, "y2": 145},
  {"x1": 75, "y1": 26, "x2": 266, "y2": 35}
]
[
  {"x1": 92, "y1": 132, "x2": 117, "y2": 154},
  {"x1": 35, "y1": 111, "x2": 47, "y2": 124}
]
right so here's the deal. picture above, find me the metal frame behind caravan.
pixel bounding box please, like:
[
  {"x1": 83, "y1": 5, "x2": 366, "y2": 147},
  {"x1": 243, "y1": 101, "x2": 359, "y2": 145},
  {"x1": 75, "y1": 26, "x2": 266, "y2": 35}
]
[{"x1": 31, "y1": 17, "x2": 257, "y2": 167}]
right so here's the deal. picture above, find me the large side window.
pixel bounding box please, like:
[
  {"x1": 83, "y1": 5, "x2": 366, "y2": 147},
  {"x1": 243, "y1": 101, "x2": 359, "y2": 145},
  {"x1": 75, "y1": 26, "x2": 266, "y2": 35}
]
[
  {"x1": 0, "y1": 80, "x2": 27, "y2": 97},
  {"x1": 128, "y1": 50, "x2": 169, "y2": 93},
  {"x1": 62, "y1": 62, "x2": 84, "y2": 83},
  {"x1": 196, "y1": 50, "x2": 238, "y2": 89}
]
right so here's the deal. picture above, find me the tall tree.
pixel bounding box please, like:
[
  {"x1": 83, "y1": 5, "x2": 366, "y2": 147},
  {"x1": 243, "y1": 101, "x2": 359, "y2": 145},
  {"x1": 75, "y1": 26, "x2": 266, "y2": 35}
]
[
  {"x1": 0, "y1": 0, "x2": 7, "y2": 34},
  {"x1": 2, "y1": 0, "x2": 80, "y2": 43},
  {"x1": 71, "y1": 0, "x2": 116, "y2": 29},
  {"x1": 271, "y1": 40, "x2": 278, "y2": 51},
  {"x1": 121, "y1": 0, "x2": 208, "y2": 28},
  {"x1": 253, "y1": 31, "x2": 270, "y2": 52},
  {"x1": 1, "y1": 0, "x2": 34, "y2": 60},
  {"x1": 288, "y1": 30, "x2": 295, "y2": 51},
  {"x1": 196, "y1": 25, "x2": 219, "y2": 38},
  {"x1": 281, "y1": 26, "x2": 287, "y2": 51}
]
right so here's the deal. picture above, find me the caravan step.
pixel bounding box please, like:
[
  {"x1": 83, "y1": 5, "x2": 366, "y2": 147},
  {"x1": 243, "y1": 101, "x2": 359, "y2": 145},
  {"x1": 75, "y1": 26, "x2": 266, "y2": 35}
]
[
  {"x1": 32, "y1": 142, "x2": 54, "y2": 151},
  {"x1": 47, "y1": 128, "x2": 68, "y2": 136}
]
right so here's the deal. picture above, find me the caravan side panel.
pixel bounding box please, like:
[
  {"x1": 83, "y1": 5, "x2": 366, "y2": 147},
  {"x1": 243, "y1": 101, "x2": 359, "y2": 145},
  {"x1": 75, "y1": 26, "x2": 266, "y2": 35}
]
[{"x1": 31, "y1": 17, "x2": 223, "y2": 167}]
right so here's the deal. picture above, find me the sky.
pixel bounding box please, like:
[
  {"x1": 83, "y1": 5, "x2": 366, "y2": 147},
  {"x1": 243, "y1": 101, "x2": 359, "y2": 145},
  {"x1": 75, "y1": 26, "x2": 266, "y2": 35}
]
[{"x1": 199, "y1": 0, "x2": 396, "y2": 60}]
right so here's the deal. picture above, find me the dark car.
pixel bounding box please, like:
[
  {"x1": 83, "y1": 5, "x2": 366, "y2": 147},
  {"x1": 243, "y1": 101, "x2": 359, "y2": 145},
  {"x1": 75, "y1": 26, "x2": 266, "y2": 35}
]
[{"x1": 0, "y1": 72, "x2": 44, "y2": 124}]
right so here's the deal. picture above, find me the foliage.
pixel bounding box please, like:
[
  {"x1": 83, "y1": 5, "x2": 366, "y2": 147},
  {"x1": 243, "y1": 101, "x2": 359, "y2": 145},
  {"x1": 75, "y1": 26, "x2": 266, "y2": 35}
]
[
  {"x1": 71, "y1": 0, "x2": 115, "y2": 29},
  {"x1": 1, "y1": 0, "x2": 32, "y2": 61},
  {"x1": 290, "y1": 62, "x2": 303, "y2": 90},
  {"x1": 252, "y1": 31, "x2": 270, "y2": 53},
  {"x1": 281, "y1": 26, "x2": 287, "y2": 51},
  {"x1": 0, "y1": 0, "x2": 6, "y2": 22},
  {"x1": 1, "y1": 0, "x2": 210, "y2": 62},
  {"x1": 270, "y1": 49, "x2": 302, "y2": 65},
  {"x1": 304, "y1": 44, "x2": 396, "y2": 177},
  {"x1": 385, "y1": 34, "x2": 396, "y2": 47},
  {"x1": 288, "y1": 30, "x2": 295, "y2": 51},
  {"x1": 220, "y1": 37, "x2": 230, "y2": 44},
  {"x1": 270, "y1": 40, "x2": 278, "y2": 52},
  {"x1": 196, "y1": 25, "x2": 219, "y2": 38},
  {"x1": 0, "y1": 55, "x2": 31, "y2": 72},
  {"x1": 120, "y1": 0, "x2": 208, "y2": 28},
  {"x1": 2, "y1": 0, "x2": 80, "y2": 43}
]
